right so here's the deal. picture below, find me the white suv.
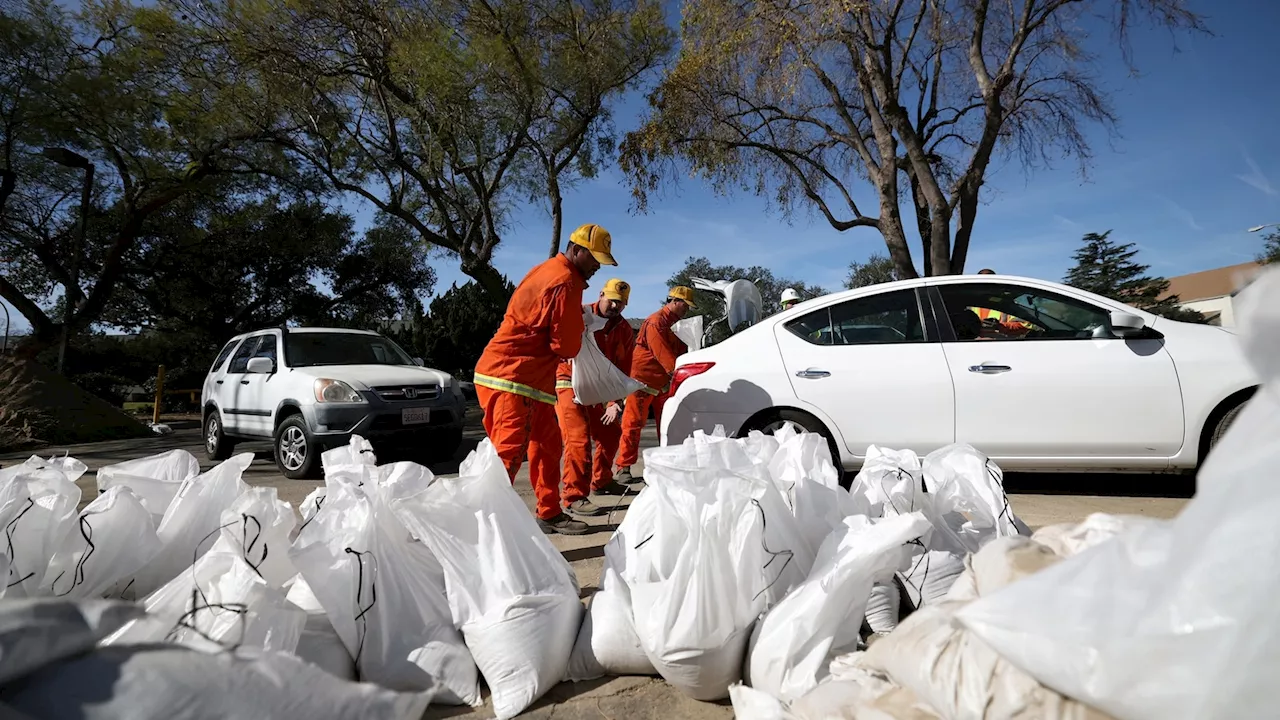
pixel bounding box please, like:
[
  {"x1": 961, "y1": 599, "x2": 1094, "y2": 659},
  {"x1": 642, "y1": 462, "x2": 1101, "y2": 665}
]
[{"x1": 200, "y1": 327, "x2": 467, "y2": 478}]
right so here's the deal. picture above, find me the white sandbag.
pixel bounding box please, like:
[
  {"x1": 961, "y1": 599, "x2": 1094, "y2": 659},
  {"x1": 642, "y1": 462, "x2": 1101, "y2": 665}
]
[
  {"x1": 285, "y1": 574, "x2": 356, "y2": 681},
  {"x1": 864, "y1": 580, "x2": 901, "y2": 634},
  {"x1": 0, "y1": 598, "x2": 145, "y2": 685},
  {"x1": 571, "y1": 308, "x2": 645, "y2": 406},
  {"x1": 0, "y1": 479, "x2": 33, "y2": 599},
  {"x1": 898, "y1": 547, "x2": 967, "y2": 608},
  {"x1": 102, "y1": 550, "x2": 305, "y2": 654},
  {"x1": 299, "y1": 486, "x2": 327, "y2": 524},
  {"x1": 290, "y1": 457, "x2": 480, "y2": 705},
  {"x1": 672, "y1": 314, "x2": 704, "y2": 351},
  {"x1": 851, "y1": 536, "x2": 1112, "y2": 720},
  {"x1": 730, "y1": 673, "x2": 942, "y2": 720},
  {"x1": 631, "y1": 437, "x2": 811, "y2": 701},
  {"x1": 921, "y1": 444, "x2": 1031, "y2": 551},
  {"x1": 25, "y1": 454, "x2": 88, "y2": 483},
  {"x1": 767, "y1": 423, "x2": 869, "y2": 556},
  {"x1": 566, "y1": 488, "x2": 662, "y2": 681},
  {"x1": 1030, "y1": 513, "x2": 1165, "y2": 558},
  {"x1": 746, "y1": 512, "x2": 932, "y2": 701},
  {"x1": 206, "y1": 487, "x2": 298, "y2": 588},
  {"x1": 849, "y1": 445, "x2": 928, "y2": 517},
  {"x1": 1, "y1": 644, "x2": 433, "y2": 720},
  {"x1": 391, "y1": 440, "x2": 580, "y2": 720},
  {"x1": 321, "y1": 436, "x2": 377, "y2": 487},
  {"x1": 0, "y1": 461, "x2": 80, "y2": 598},
  {"x1": 122, "y1": 453, "x2": 253, "y2": 599},
  {"x1": 40, "y1": 486, "x2": 159, "y2": 600},
  {"x1": 96, "y1": 449, "x2": 201, "y2": 520}
]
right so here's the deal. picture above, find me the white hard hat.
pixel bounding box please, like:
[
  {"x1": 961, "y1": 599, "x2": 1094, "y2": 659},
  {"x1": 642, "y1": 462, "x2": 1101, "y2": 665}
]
[{"x1": 781, "y1": 288, "x2": 801, "y2": 304}]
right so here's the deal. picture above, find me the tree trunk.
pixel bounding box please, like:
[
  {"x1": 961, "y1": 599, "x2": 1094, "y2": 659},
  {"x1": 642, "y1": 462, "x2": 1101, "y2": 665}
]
[
  {"x1": 952, "y1": 178, "x2": 981, "y2": 275},
  {"x1": 547, "y1": 172, "x2": 563, "y2": 260},
  {"x1": 907, "y1": 169, "x2": 934, "y2": 277},
  {"x1": 463, "y1": 261, "x2": 512, "y2": 306}
]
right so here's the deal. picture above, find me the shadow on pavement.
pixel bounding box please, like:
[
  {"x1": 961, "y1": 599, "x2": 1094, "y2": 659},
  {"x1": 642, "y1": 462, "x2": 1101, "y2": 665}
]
[{"x1": 1002, "y1": 471, "x2": 1196, "y2": 499}]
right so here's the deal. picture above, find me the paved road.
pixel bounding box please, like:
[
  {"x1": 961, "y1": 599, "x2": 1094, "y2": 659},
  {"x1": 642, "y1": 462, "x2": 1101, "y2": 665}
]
[{"x1": 0, "y1": 419, "x2": 1192, "y2": 719}]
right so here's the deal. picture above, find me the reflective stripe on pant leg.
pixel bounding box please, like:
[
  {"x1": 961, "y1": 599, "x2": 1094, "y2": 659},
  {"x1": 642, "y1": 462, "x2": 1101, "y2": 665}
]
[
  {"x1": 556, "y1": 388, "x2": 592, "y2": 506},
  {"x1": 527, "y1": 398, "x2": 564, "y2": 520},
  {"x1": 590, "y1": 405, "x2": 622, "y2": 490},
  {"x1": 652, "y1": 388, "x2": 671, "y2": 435},
  {"x1": 615, "y1": 390, "x2": 652, "y2": 469},
  {"x1": 476, "y1": 385, "x2": 529, "y2": 483}
]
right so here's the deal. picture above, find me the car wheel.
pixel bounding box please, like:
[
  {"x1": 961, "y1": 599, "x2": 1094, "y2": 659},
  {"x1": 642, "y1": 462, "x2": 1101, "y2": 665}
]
[
  {"x1": 1209, "y1": 402, "x2": 1245, "y2": 451},
  {"x1": 204, "y1": 411, "x2": 236, "y2": 461},
  {"x1": 749, "y1": 409, "x2": 847, "y2": 488},
  {"x1": 275, "y1": 415, "x2": 320, "y2": 480}
]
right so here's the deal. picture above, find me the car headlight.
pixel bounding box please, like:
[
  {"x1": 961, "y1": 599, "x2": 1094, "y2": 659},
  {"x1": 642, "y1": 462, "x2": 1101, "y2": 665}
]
[{"x1": 314, "y1": 379, "x2": 366, "y2": 403}]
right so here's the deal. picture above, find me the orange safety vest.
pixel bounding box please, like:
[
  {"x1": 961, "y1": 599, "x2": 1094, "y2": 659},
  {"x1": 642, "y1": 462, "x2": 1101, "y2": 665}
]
[
  {"x1": 629, "y1": 304, "x2": 687, "y2": 394},
  {"x1": 474, "y1": 254, "x2": 588, "y2": 404},
  {"x1": 556, "y1": 303, "x2": 636, "y2": 391}
]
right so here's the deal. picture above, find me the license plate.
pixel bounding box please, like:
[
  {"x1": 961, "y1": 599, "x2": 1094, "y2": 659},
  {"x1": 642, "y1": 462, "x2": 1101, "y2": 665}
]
[{"x1": 402, "y1": 407, "x2": 430, "y2": 425}]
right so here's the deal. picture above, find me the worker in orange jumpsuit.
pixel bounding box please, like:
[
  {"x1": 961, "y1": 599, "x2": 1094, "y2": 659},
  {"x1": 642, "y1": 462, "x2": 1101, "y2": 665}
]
[
  {"x1": 473, "y1": 223, "x2": 617, "y2": 535},
  {"x1": 554, "y1": 278, "x2": 636, "y2": 517},
  {"x1": 613, "y1": 286, "x2": 694, "y2": 485}
]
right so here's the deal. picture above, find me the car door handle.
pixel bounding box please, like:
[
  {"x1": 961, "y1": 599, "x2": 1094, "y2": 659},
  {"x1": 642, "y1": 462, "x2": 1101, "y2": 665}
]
[
  {"x1": 968, "y1": 364, "x2": 1012, "y2": 374},
  {"x1": 240, "y1": 379, "x2": 250, "y2": 385},
  {"x1": 795, "y1": 368, "x2": 831, "y2": 379},
  {"x1": 216, "y1": 380, "x2": 224, "y2": 385}
]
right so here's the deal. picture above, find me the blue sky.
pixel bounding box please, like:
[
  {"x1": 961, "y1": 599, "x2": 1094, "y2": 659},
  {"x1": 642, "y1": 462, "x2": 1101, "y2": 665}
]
[{"x1": 5, "y1": 0, "x2": 1278, "y2": 333}]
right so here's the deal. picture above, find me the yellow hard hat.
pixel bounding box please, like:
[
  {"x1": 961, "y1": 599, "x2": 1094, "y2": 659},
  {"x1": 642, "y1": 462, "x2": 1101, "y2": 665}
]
[
  {"x1": 602, "y1": 278, "x2": 631, "y2": 303},
  {"x1": 568, "y1": 223, "x2": 617, "y2": 266},
  {"x1": 668, "y1": 285, "x2": 697, "y2": 308}
]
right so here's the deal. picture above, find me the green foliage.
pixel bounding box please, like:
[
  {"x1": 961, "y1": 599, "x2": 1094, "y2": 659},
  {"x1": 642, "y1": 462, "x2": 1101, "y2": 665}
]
[
  {"x1": 1260, "y1": 230, "x2": 1280, "y2": 265},
  {"x1": 158, "y1": 0, "x2": 672, "y2": 295},
  {"x1": 621, "y1": 0, "x2": 1207, "y2": 278},
  {"x1": 845, "y1": 253, "x2": 903, "y2": 289},
  {"x1": 668, "y1": 256, "x2": 825, "y2": 344},
  {"x1": 385, "y1": 280, "x2": 514, "y2": 380},
  {"x1": 1064, "y1": 231, "x2": 1207, "y2": 324}
]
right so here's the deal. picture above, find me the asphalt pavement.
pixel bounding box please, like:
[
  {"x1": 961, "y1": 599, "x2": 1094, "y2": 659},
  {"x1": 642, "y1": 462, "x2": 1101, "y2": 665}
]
[{"x1": 0, "y1": 417, "x2": 1193, "y2": 719}]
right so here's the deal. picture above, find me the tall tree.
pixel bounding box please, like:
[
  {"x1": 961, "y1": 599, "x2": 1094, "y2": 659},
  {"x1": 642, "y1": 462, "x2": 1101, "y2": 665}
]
[
  {"x1": 668, "y1": 256, "x2": 825, "y2": 342},
  {"x1": 1260, "y1": 230, "x2": 1280, "y2": 265},
  {"x1": 160, "y1": 0, "x2": 672, "y2": 297},
  {"x1": 0, "y1": 0, "x2": 276, "y2": 355},
  {"x1": 620, "y1": 0, "x2": 1206, "y2": 278},
  {"x1": 845, "y1": 253, "x2": 902, "y2": 288},
  {"x1": 1064, "y1": 231, "x2": 1205, "y2": 323}
]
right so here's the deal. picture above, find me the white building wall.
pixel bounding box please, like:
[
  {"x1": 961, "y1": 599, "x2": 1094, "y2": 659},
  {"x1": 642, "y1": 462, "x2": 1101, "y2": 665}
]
[{"x1": 1181, "y1": 296, "x2": 1235, "y2": 326}]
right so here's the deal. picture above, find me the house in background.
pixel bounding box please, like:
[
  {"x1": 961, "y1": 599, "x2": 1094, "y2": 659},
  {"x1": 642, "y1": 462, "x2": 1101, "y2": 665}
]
[{"x1": 1160, "y1": 261, "x2": 1262, "y2": 326}]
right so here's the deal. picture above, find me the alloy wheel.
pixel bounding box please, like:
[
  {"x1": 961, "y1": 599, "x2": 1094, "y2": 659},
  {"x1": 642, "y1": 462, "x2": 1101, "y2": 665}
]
[
  {"x1": 280, "y1": 426, "x2": 308, "y2": 471},
  {"x1": 206, "y1": 416, "x2": 220, "y2": 454}
]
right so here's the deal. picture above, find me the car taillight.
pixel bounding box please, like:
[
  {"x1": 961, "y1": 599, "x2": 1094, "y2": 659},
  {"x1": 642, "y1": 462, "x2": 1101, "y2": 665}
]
[{"x1": 670, "y1": 362, "x2": 715, "y2": 397}]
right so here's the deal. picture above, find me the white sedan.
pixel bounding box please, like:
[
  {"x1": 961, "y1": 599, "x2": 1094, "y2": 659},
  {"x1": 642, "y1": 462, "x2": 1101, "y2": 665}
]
[{"x1": 661, "y1": 274, "x2": 1258, "y2": 476}]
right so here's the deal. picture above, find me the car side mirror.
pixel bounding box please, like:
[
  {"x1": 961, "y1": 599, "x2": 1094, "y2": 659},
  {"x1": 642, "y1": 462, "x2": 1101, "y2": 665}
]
[
  {"x1": 1109, "y1": 311, "x2": 1146, "y2": 337},
  {"x1": 246, "y1": 357, "x2": 274, "y2": 374},
  {"x1": 412, "y1": 357, "x2": 425, "y2": 367}
]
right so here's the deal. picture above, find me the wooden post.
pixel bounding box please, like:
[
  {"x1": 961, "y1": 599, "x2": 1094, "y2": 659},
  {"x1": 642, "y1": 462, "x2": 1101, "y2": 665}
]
[{"x1": 152, "y1": 365, "x2": 166, "y2": 426}]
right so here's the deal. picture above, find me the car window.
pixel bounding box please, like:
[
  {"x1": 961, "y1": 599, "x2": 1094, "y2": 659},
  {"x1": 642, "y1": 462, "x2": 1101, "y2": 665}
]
[
  {"x1": 254, "y1": 334, "x2": 278, "y2": 363},
  {"x1": 227, "y1": 336, "x2": 263, "y2": 373},
  {"x1": 785, "y1": 289, "x2": 925, "y2": 346},
  {"x1": 285, "y1": 332, "x2": 415, "y2": 367},
  {"x1": 210, "y1": 339, "x2": 241, "y2": 373},
  {"x1": 936, "y1": 283, "x2": 1111, "y2": 341}
]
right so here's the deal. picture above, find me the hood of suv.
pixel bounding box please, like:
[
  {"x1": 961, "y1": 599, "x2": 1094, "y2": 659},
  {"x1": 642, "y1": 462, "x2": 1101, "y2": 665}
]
[{"x1": 292, "y1": 364, "x2": 452, "y2": 390}]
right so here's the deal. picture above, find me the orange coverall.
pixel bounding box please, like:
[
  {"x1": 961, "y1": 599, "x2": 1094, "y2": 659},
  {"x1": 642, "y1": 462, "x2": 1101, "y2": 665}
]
[
  {"x1": 473, "y1": 253, "x2": 587, "y2": 519},
  {"x1": 554, "y1": 303, "x2": 635, "y2": 504},
  {"x1": 616, "y1": 304, "x2": 688, "y2": 470}
]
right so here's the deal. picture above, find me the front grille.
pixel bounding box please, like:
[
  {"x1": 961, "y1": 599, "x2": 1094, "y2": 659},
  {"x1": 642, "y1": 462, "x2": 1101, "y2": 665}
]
[{"x1": 371, "y1": 384, "x2": 440, "y2": 402}]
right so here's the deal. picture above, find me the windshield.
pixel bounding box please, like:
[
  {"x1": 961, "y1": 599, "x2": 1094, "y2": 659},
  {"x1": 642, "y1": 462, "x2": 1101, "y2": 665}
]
[{"x1": 285, "y1": 332, "x2": 415, "y2": 367}]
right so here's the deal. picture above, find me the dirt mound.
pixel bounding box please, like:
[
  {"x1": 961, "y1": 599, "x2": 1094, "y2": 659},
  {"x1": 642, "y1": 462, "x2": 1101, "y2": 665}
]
[{"x1": 0, "y1": 355, "x2": 152, "y2": 452}]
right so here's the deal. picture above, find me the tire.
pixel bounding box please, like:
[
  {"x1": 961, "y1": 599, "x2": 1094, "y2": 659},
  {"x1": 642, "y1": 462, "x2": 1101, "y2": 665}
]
[
  {"x1": 275, "y1": 415, "x2": 320, "y2": 480},
  {"x1": 1209, "y1": 402, "x2": 1245, "y2": 451},
  {"x1": 748, "y1": 408, "x2": 848, "y2": 488},
  {"x1": 204, "y1": 411, "x2": 236, "y2": 461}
]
